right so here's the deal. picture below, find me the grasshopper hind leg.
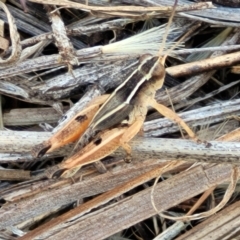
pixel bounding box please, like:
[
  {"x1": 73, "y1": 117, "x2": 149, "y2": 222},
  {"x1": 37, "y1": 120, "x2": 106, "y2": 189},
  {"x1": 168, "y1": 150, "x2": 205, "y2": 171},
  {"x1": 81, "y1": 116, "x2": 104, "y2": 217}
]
[{"x1": 149, "y1": 99, "x2": 200, "y2": 142}]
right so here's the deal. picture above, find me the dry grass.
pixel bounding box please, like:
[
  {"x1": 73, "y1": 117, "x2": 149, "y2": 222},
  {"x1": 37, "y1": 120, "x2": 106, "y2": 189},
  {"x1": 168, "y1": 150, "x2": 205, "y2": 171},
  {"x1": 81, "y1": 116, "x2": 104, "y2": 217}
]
[{"x1": 1, "y1": 0, "x2": 240, "y2": 239}]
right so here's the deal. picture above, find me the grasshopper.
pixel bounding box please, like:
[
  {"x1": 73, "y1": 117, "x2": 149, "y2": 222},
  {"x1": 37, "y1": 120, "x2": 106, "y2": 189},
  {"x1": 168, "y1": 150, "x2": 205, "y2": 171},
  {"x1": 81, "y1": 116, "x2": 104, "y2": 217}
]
[{"x1": 32, "y1": 0, "x2": 197, "y2": 178}]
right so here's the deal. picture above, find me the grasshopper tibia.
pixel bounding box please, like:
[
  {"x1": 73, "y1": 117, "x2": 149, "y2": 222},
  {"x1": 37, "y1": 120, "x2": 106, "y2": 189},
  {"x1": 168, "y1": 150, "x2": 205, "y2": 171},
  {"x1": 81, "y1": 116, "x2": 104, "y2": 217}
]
[
  {"x1": 51, "y1": 168, "x2": 68, "y2": 179},
  {"x1": 55, "y1": 127, "x2": 128, "y2": 178},
  {"x1": 32, "y1": 144, "x2": 51, "y2": 158},
  {"x1": 150, "y1": 99, "x2": 197, "y2": 141}
]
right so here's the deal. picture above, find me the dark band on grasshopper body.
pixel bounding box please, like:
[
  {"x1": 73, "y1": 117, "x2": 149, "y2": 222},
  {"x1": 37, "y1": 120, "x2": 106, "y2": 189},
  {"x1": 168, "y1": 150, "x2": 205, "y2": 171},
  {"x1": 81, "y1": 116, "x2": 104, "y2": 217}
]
[{"x1": 89, "y1": 55, "x2": 163, "y2": 132}]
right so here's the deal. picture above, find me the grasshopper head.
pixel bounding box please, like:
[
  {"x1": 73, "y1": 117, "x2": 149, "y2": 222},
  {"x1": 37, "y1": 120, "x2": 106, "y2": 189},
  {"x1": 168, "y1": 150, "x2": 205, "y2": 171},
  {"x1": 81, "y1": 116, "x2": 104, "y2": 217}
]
[
  {"x1": 152, "y1": 57, "x2": 166, "y2": 90},
  {"x1": 158, "y1": 0, "x2": 178, "y2": 67},
  {"x1": 139, "y1": 54, "x2": 165, "y2": 82},
  {"x1": 153, "y1": 57, "x2": 165, "y2": 79}
]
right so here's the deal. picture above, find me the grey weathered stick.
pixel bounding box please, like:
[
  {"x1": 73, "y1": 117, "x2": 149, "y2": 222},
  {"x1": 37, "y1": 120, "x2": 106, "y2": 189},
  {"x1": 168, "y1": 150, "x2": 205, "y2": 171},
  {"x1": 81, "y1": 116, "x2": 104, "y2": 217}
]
[
  {"x1": 33, "y1": 59, "x2": 137, "y2": 99},
  {"x1": 0, "y1": 131, "x2": 72, "y2": 163},
  {"x1": 0, "y1": 160, "x2": 172, "y2": 229},
  {"x1": 28, "y1": 0, "x2": 213, "y2": 14},
  {"x1": 114, "y1": 138, "x2": 240, "y2": 165},
  {"x1": 19, "y1": 18, "x2": 134, "y2": 49},
  {"x1": 21, "y1": 164, "x2": 234, "y2": 240},
  {"x1": 176, "y1": 199, "x2": 240, "y2": 240},
  {"x1": 18, "y1": 161, "x2": 183, "y2": 240},
  {"x1": 0, "y1": 169, "x2": 30, "y2": 180},
  {"x1": 0, "y1": 131, "x2": 51, "y2": 153},
  {"x1": 1, "y1": 129, "x2": 240, "y2": 165},
  {"x1": 174, "y1": 45, "x2": 240, "y2": 55},
  {"x1": 46, "y1": 5, "x2": 78, "y2": 66},
  {"x1": 3, "y1": 107, "x2": 66, "y2": 126},
  {"x1": 156, "y1": 29, "x2": 240, "y2": 107},
  {"x1": 0, "y1": 2, "x2": 21, "y2": 66},
  {"x1": 167, "y1": 51, "x2": 240, "y2": 77},
  {"x1": 136, "y1": 0, "x2": 240, "y2": 26}
]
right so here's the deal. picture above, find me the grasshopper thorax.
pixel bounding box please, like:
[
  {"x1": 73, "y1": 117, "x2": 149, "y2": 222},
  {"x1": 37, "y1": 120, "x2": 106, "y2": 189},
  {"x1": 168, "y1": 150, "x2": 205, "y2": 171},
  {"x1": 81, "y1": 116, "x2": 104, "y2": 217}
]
[{"x1": 138, "y1": 54, "x2": 165, "y2": 91}]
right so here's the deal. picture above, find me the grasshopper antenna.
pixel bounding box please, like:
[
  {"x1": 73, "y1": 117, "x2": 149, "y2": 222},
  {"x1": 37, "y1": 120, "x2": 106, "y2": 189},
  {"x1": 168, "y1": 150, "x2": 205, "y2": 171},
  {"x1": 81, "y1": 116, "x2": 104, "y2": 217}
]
[
  {"x1": 159, "y1": 0, "x2": 197, "y2": 65},
  {"x1": 158, "y1": 0, "x2": 178, "y2": 65}
]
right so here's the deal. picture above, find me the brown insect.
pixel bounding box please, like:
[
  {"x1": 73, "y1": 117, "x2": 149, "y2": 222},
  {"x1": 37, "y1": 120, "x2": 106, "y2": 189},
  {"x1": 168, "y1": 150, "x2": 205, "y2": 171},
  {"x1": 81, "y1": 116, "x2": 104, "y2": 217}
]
[{"x1": 32, "y1": 0, "x2": 198, "y2": 178}]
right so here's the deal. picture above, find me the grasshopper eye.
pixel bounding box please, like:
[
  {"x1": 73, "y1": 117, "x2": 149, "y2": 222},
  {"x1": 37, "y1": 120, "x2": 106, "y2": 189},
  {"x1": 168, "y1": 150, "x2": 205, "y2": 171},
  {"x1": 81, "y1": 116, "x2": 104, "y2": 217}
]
[{"x1": 152, "y1": 62, "x2": 165, "y2": 79}]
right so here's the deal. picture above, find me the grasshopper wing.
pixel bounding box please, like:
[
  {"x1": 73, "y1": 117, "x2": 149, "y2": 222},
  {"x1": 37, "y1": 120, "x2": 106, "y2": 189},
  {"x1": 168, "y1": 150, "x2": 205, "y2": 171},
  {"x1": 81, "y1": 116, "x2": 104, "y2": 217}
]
[{"x1": 31, "y1": 95, "x2": 109, "y2": 158}]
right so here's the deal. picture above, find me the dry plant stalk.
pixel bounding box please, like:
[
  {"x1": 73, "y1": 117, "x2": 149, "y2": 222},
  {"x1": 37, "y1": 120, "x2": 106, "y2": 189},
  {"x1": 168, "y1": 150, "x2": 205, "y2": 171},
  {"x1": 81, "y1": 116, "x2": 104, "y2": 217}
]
[
  {"x1": 167, "y1": 51, "x2": 240, "y2": 77},
  {"x1": 0, "y1": 1, "x2": 21, "y2": 66},
  {"x1": 1, "y1": 0, "x2": 240, "y2": 239},
  {"x1": 18, "y1": 161, "x2": 184, "y2": 240},
  {"x1": 17, "y1": 164, "x2": 236, "y2": 239},
  {"x1": 45, "y1": 4, "x2": 78, "y2": 67},
  {"x1": 28, "y1": 0, "x2": 213, "y2": 15},
  {"x1": 176, "y1": 200, "x2": 240, "y2": 239}
]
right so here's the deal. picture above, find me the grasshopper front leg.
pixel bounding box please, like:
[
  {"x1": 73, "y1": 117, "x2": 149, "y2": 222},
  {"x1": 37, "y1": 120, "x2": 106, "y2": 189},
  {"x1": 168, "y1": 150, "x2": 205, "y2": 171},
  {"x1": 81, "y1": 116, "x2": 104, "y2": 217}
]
[{"x1": 32, "y1": 94, "x2": 109, "y2": 158}]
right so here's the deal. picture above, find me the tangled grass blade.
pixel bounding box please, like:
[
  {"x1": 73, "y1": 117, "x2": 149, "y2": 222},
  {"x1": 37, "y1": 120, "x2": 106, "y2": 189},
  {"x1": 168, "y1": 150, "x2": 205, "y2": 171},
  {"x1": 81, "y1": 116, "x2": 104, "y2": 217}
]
[{"x1": 102, "y1": 24, "x2": 182, "y2": 56}]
